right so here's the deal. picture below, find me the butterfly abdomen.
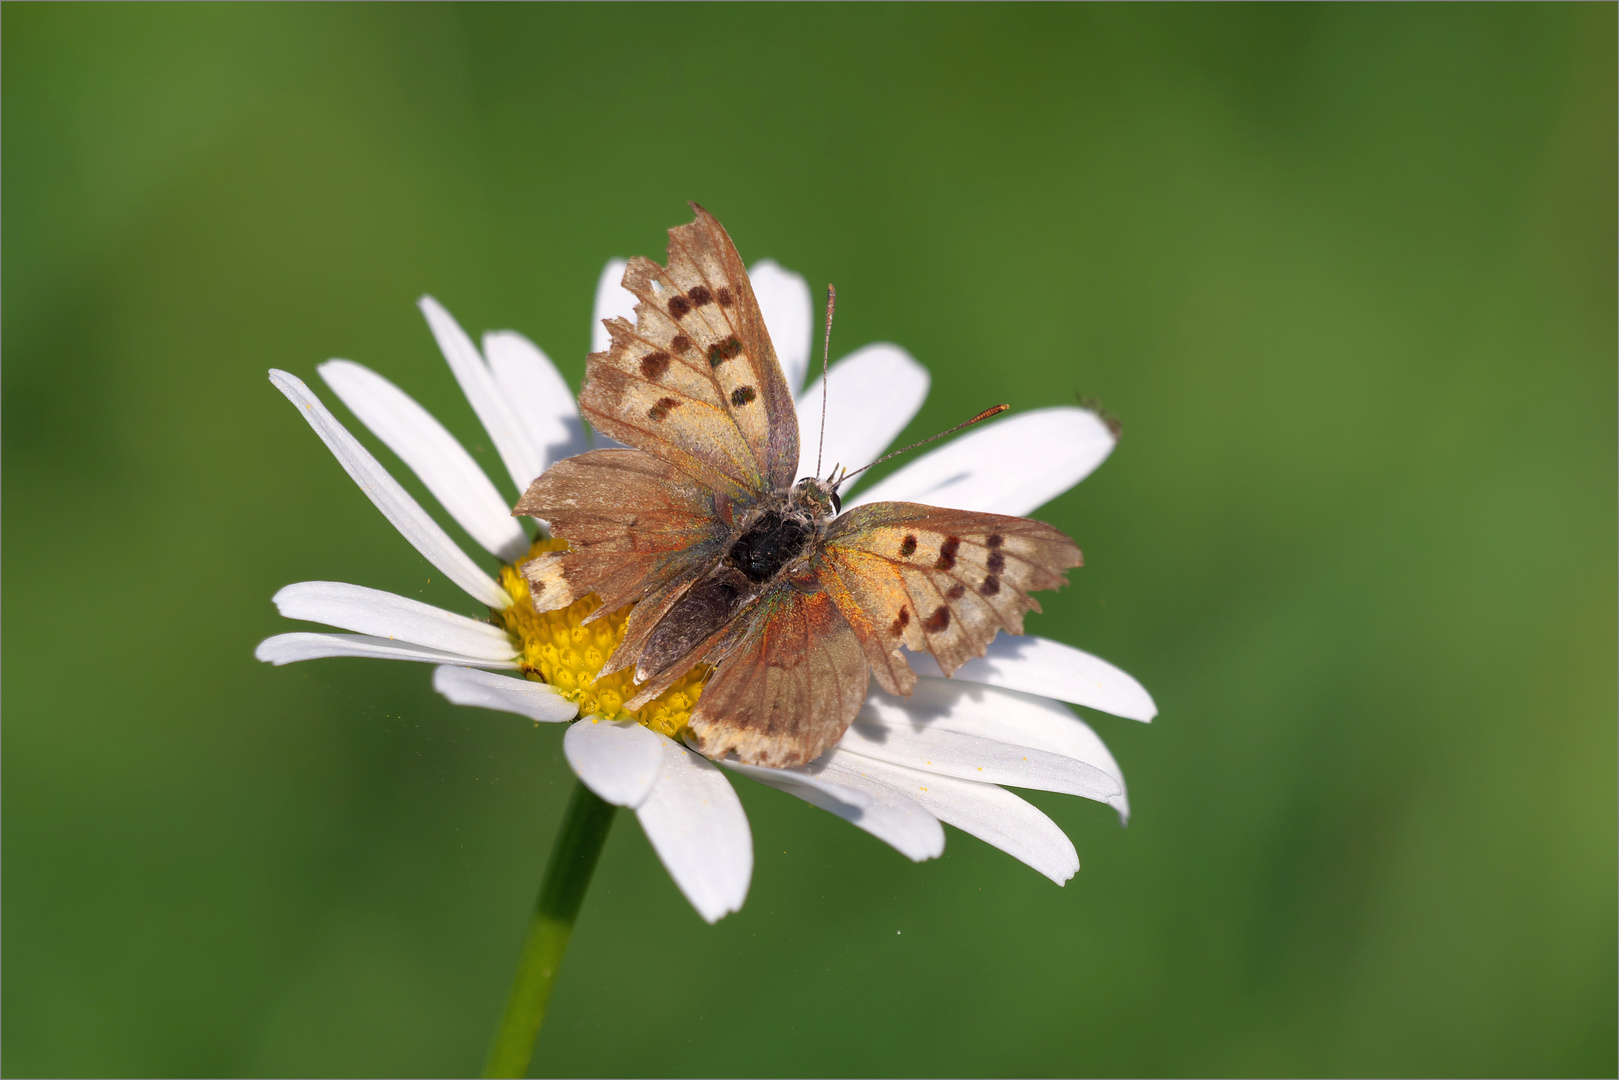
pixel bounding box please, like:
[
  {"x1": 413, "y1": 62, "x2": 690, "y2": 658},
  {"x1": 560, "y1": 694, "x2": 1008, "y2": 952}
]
[
  {"x1": 637, "y1": 572, "x2": 750, "y2": 680},
  {"x1": 634, "y1": 497, "x2": 824, "y2": 681}
]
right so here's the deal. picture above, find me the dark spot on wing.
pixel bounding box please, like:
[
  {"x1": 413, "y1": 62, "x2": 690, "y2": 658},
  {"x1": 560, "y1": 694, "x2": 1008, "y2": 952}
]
[
  {"x1": 935, "y1": 536, "x2": 961, "y2": 571},
  {"x1": 687, "y1": 285, "x2": 713, "y2": 307},
  {"x1": 667, "y1": 296, "x2": 691, "y2": 319},
  {"x1": 532, "y1": 580, "x2": 546, "y2": 595},
  {"x1": 986, "y1": 534, "x2": 1004, "y2": 548},
  {"x1": 946, "y1": 583, "x2": 966, "y2": 599},
  {"x1": 923, "y1": 606, "x2": 951, "y2": 633},
  {"x1": 986, "y1": 551, "x2": 1006, "y2": 573},
  {"x1": 889, "y1": 606, "x2": 910, "y2": 637},
  {"x1": 647, "y1": 396, "x2": 682, "y2": 422},
  {"x1": 730, "y1": 385, "x2": 757, "y2": 407},
  {"x1": 671, "y1": 334, "x2": 693, "y2": 354},
  {"x1": 716, "y1": 287, "x2": 734, "y2": 306},
  {"x1": 707, "y1": 336, "x2": 744, "y2": 367},
  {"x1": 980, "y1": 575, "x2": 1000, "y2": 596},
  {"x1": 898, "y1": 534, "x2": 917, "y2": 559},
  {"x1": 639, "y1": 352, "x2": 670, "y2": 380}
]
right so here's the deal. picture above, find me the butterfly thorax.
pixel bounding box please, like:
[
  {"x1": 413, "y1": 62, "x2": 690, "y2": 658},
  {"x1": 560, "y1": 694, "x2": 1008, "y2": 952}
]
[
  {"x1": 727, "y1": 508, "x2": 814, "y2": 583},
  {"x1": 633, "y1": 481, "x2": 837, "y2": 681}
]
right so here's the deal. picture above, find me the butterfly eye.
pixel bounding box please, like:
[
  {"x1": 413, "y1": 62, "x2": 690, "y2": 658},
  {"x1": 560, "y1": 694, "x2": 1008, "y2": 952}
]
[{"x1": 829, "y1": 489, "x2": 842, "y2": 514}]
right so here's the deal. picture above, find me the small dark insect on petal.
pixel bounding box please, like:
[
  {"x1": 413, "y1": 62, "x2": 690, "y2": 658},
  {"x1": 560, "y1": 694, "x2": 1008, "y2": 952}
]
[
  {"x1": 889, "y1": 606, "x2": 910, "y2": 637},
  {"x1": 898, "y1": 534, "x2": 918, "y2": 559},
  {"x1": 730, "y1": 385, "x2": 757, "y2": 407},
  {"x1": 639, "y1": 352, "x2": 671, "y2": 380},
  {"x1": 687, "y1": 285, "x2": 713, "y2": 307},
  {"x1": 647, "y1": 396, "x2": 682, "y2": 422},
  {"x1": 986, "y1": 551, "x2": 1006, "y2": 573},
  {"x1": 922, "y1": 606, "x2": 952, "y2": 633},
  {"x1": 979, "y1": 575, "x2": 1001, "y2": 596},
  {"x1": 946, "y1": 583, "x2": 966, "y2": 599},
  {"x1": 668, "y1": 296, "x2": 691, "y2": 319},
  {"x1": 671, "y1": 334, "x2": 693, "y2": 354},
  {"x1": 716, "y1": 287, "x2": 734, "y2": 306},
  {"x1": 935, "y1": 536, "x2": 961, "y2": 571}
]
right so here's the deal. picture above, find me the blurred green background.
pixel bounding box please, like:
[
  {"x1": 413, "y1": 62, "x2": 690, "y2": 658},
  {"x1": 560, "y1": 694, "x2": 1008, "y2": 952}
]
[{"x1": 4, "y1": 3, "x2": 1614, "y2": 1076}]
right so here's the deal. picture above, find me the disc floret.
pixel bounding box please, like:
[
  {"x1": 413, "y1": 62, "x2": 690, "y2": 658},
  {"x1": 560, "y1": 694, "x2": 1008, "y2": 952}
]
[{"x1": 496, "y1": 538, "x2": 708, "y2": 739}]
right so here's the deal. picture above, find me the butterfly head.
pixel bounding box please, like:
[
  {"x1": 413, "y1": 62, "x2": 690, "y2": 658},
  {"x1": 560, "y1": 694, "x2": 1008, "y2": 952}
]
[{"x1": 791, "y1": 476, "x2": 842, "y2": 518}]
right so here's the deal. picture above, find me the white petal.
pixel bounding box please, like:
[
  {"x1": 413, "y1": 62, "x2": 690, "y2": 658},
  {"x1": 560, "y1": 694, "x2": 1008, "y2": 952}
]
[
  {"x1": 565, "y1": 719, "x2": 666, "y2": 808},
  {"x1": 795, "y1": 344, "x2": 930, "y2": 488},
  {"x1": 272, "y1": 581, "x2": 517, "y2": 661},
  {"x1": 483, "y1": 330, "x2": 588, "y2": 473},
  {"x1": 590, "y1": 259, "x2": 635, "y2": 356},
  {"x1": 635, "y1": 738, "x2": 752, "y2": 923},
  {"x1": 254, "y1": 632, "x2": 517, "y2": 668},
  {"x1": 738, "y1": 753, "x2": 945, "y2": 863},
  {"x1": 586, "y1": 261, "x2": 636, "y2": 453},
  {"x1": 317, "y1": 361, "x2": 529, "y2": 561},
  {"x1": 432, "y1": 666, "x2": 577, "y2": 723},
  {"x1": 840, "y1": 684, "x2": 1121, "y2": 805},
  {"x1": 749, "y1": 259, "x2": 813, "y2": 394},
  {"x1": 418, "y1": 296, "x2": 544, "y2": 493},
  {"x1": 895, "y1": 677, "x2": 1131, "y2": 821},
  {"x1": 268, "y1": 370, "x2": 512, "y2": 609},
  {"x1": 846, "y1": 406, "x2": 1116, "y2": 515},
  {"x1": 723, "y1": 758, "x2": 870, "y2": 811},
  {"x1": 828, "y1": 754, "x2": 1078, "y2": 885},
  {"x1": 909, "y1": 634, "x2": 1156, "y2": 722}
]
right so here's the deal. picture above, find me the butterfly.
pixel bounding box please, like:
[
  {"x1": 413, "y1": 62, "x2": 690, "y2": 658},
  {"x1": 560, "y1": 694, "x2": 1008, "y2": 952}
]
[{"x1": 514, "y1": 204, "x2": 1082, "y2": 768}]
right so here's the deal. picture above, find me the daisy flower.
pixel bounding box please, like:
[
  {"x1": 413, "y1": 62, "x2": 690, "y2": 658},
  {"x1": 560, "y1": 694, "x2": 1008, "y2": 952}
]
[{"x1": 257, "y1": 257, "x2": 1155, "y2": 925}]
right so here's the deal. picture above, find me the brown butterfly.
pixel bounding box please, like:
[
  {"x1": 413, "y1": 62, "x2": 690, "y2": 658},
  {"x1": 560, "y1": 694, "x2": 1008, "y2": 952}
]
[{"x1": 514, "y1": 205, "x2": 1081, "y2": 768}]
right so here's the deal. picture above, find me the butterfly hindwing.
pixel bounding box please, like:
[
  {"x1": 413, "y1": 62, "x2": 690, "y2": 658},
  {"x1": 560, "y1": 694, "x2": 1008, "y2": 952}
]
[
  {"x1": 685, "y1": 582, "x2": 868, "y2": 769},
  {"x1": 514, "y1": 448, "x2": 728, "y2": 617},
  {"x1": 813, "y1": 544, "x2": 922, "y2": 698},
  {"x1": 579, "y1": 204, "x2": 799, "y2": 506},
  {"x1": 818, "y1": 502, "x2": 1083, "y2": 679}
]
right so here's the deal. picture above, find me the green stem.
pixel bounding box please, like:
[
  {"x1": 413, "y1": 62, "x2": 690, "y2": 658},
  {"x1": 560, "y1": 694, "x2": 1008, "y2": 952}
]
[{"x1": 483, "y1": 780, "x2": 616, "y2": 1078}]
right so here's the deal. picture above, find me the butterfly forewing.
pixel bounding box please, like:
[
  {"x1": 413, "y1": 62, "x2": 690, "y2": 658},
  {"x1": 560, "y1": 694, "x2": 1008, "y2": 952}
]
[
  {"x1": 579, "y1": 204, "x2": 799, "y2": 505},
  {"x1": 819, "y1": 503, "x2": 1083, "y2": 678}
]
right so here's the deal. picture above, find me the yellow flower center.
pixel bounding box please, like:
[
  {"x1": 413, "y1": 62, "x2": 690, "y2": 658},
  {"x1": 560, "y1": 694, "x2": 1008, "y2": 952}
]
[{"x1": 495, "y1": 537, "x2": 709, "y2": 741}]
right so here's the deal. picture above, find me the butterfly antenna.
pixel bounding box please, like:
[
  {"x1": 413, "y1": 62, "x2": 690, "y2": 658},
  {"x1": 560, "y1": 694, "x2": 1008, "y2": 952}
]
[
  {"x1": 815, "y1": 284, "x2": 836, "y2": 479},
  {"x1": 833, "y1": 404, "x2": 1010, "y2": 489}
]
